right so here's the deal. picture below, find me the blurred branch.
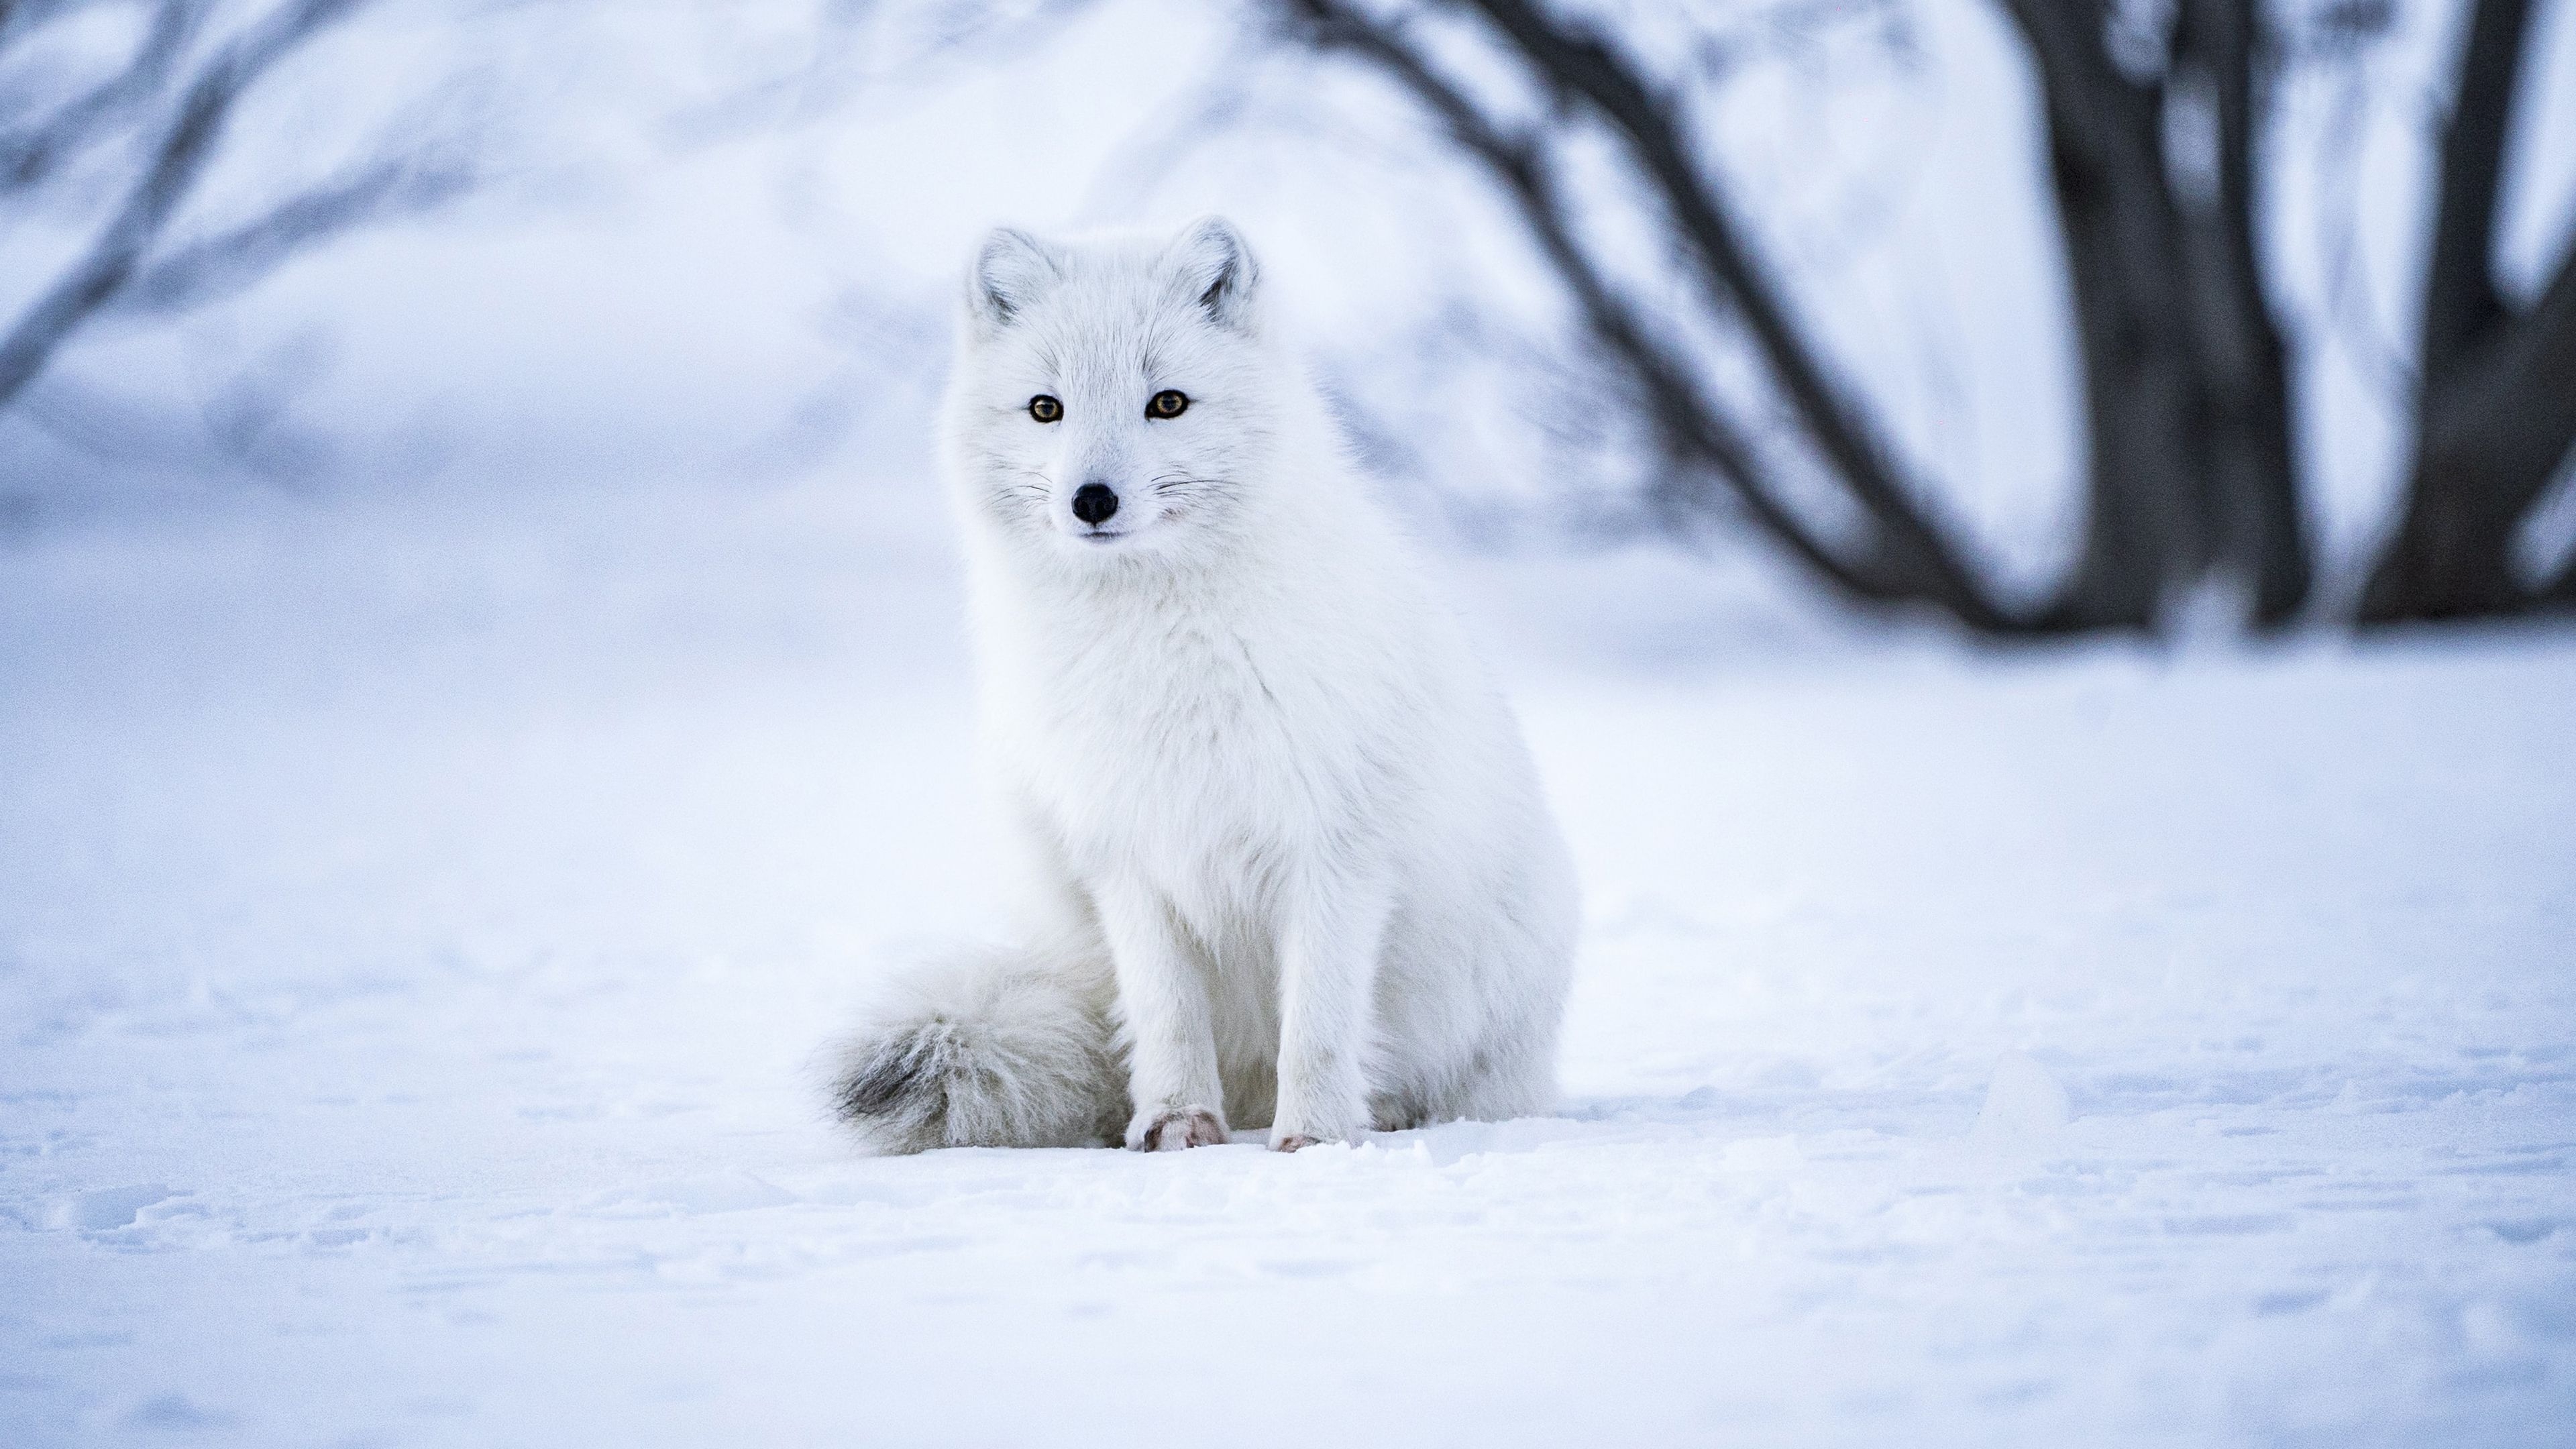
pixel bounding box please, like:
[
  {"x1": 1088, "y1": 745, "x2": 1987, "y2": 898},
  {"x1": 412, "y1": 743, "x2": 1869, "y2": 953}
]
[
  {"x1": 0, "y1": 0, "x2": 417, "y2": 416},
  {"x1": 115, "y1": 149, "x2": 475, "y2": 315},
  {"x1": 1284, "y1": 0, "x2": 1921, "y2": 605},
  {"x1": 1282, "y1": 0, "x2": 2024, "y2": 628},
  {"x1": 0, "y1": 0, "x2": 207, "y2": 193},
  {"x1": 0, "y1": 0, "x2": 84, "y2": 38},
  {"x1": 1454, "y1": 0, "x2": 2008, "y2": 628}
]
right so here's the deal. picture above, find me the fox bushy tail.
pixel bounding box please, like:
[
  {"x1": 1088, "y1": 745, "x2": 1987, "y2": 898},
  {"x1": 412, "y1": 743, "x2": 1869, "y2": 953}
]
[{"x1": 828, "y1": 945, "x2": 1127, "y2": 1153}]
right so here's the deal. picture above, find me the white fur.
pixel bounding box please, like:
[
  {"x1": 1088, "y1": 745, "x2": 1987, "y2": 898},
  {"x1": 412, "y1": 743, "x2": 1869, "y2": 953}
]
[{"x1": 830, "y1": 217, "x2": 1578, "y2": 1153}]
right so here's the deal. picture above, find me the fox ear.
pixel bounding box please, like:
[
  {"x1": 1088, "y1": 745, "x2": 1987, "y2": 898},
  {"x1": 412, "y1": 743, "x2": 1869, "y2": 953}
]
[
  {"x1": 1165, "y1": 215, "x2": 1260, "y2": 332},
  {"x1": 966, "y1": 227, "x2": 1062, "y2": 334}
]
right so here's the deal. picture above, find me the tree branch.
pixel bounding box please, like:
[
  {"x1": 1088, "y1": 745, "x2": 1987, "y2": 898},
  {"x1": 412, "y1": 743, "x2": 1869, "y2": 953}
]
[
  {"x1": 0, "y1": 0, "x2": 85, "y2": 40},
  {"x1": 0, "y1": 0, "x2": 372, "y2": 413},
  {"x1": 1282, "y1": 0, "x2": 1909, "y2": 604},
  {"x1": 0, "y1": 0, "x2": 207, "y2": 193},
  {"x1": 1453, "y1": 0, "x2": 2007, "y2": 628},
  {"x1": 115, "y1": 152, "x2": 474, "y2": 315}
]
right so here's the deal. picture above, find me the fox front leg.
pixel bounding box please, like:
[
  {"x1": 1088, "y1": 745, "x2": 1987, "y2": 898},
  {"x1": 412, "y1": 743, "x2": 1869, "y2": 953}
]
[
  {"x1": 1268, "y1": 872, "x2": 1389, "y2": 1151},
  {"x1": 1094, "y1": 880, "x2": 1230, "y2": 1150}
]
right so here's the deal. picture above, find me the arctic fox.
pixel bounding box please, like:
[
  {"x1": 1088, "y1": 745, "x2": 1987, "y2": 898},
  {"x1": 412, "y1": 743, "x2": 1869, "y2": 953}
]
[{"x1": 830, "y1": 217, "x2": 1578, "y2": 1153}]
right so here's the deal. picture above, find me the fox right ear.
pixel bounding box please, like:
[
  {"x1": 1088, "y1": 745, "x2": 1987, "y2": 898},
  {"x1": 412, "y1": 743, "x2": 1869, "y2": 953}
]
[
  {"x1": 1165, "y1": 215, "x2": 1260, "y2": 333},
  {"x1": 966, "y1": 227, "x2": 1061, "y2": 334}
]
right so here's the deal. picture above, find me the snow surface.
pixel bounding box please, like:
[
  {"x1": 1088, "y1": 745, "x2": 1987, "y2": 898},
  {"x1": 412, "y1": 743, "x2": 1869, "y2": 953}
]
[{"x1": 4, "y1": 484, "x2": 2574, "y2": 1447}]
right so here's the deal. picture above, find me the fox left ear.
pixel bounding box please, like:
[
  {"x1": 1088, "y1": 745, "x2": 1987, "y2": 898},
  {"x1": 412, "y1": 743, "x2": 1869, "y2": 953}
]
[
  {"x1": 1166, "y1": 216, "x2": 1260, "y2": 332},
  {"x1": 966, "y1": 226, "x2": 1063, "y2": 337}
]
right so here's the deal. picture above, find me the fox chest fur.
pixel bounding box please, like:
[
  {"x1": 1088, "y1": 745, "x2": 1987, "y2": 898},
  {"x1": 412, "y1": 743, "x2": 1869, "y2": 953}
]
[{"x1": 980, "y1": 573, "x2": 1421, "y2": 955}]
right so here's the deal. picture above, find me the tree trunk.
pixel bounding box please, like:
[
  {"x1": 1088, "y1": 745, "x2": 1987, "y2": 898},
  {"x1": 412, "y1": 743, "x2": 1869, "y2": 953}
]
[
  {"x1": 2174, "y1": 0, "x2": 2310, "y2": 625},
  {"x1": 2363, "y1": 259, "x2": 2576, "y2": 618},
  {"x1": 2004, "y1": 0, "x2": 2311, "y2": 631},
  {"x1": 2021, "y1": 39, "x2": 2204, "y2": 631},
  {"x1": 2360, "y1": 0, "x2": 2576, "y2": 623}
]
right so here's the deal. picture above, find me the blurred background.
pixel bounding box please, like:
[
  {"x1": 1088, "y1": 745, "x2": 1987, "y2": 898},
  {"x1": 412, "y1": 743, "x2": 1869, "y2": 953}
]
[
  {"x1": 7, "y1": 7, "x2": 2576, "y2": 1443},
  {"x1": 2, "y1": 0, "x2": 2570, "y2": 642}
]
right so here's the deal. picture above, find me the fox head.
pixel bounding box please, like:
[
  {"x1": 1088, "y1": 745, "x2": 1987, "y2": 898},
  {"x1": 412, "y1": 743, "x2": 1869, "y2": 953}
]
[{"x1": 941, "y1": 217, "x2": 1291, "y2": 566}]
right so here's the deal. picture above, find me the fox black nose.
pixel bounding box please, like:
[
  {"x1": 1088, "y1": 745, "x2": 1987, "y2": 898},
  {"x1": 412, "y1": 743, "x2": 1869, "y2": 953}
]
[{"x1": 1071, "y1": 482, "x2": 1120, "y2": 526}]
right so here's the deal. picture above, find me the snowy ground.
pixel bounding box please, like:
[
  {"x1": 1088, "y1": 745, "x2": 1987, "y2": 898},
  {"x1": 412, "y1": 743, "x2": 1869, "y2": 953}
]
[{"x1": 3, "y1": 485, "x2": 2573, "y2": 1447}]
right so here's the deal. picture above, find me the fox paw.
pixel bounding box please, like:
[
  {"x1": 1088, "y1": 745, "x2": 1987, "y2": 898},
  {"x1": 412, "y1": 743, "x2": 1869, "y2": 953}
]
[
  {"x1": 1269, "y1": 1126, "x2": 1361, "y2": 1152},
  {"x1": 1128, "y1": 1106, "x2": 1228, "y2": 1152}
]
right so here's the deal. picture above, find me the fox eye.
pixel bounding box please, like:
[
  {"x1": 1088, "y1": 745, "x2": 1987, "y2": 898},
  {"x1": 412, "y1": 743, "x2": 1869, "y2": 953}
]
[
  {"x1": 1028, "y1": 394, "x2": 1062, "y2": 423},
  {"x1": 1147, "y1": 389, "x2": 1189, "y2": 419}
]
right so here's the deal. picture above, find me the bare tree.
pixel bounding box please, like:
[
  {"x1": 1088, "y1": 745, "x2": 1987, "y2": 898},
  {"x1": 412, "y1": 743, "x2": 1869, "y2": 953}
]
[
  {"x1": 1268, "y1": 0, "x2": 2573, "y2": 635},
  {"x1": 0, "y1": 0, "x2": 475, "y2": 423}
]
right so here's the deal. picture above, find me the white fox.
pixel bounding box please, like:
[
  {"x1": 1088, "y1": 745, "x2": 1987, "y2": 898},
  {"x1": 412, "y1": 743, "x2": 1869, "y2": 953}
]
[{"x1": 830, "y1": 217, "x2": 1578, "y2": 1152}]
